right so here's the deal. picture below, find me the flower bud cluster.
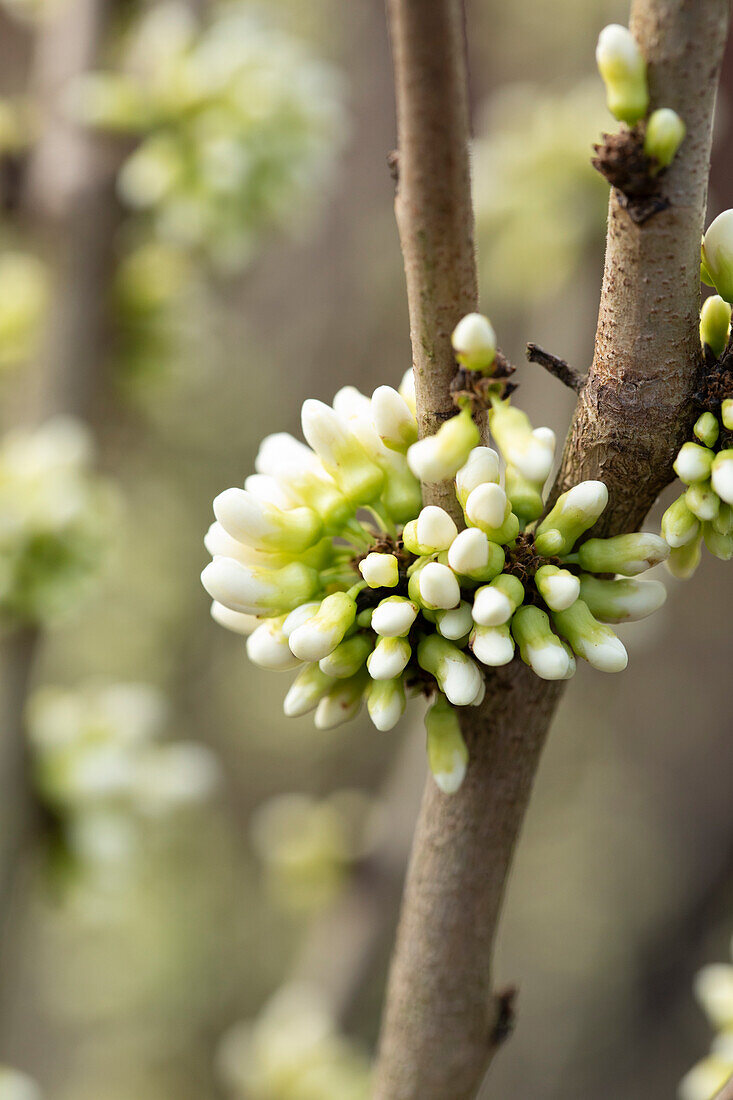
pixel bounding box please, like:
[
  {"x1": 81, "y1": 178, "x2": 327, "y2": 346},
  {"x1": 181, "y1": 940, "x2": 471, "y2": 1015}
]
[
  {"x1": 203, "y1": 315, "x2": 669, "y2": 795},
  {"x1": 679, "y1": 933, "x2": 733, "y2": 1100},
  {"x1": 0, "y1": 418, "x2": 116, "y2": 625},
  {"x1": 27, "y1": 681, "x2": 220, "y2": 866},
  {"x1": 595, "y1": 23, "x2": 685, "y2": 166},
  {"x1": 71, "y1": 2, "x2": 344, "y2": 272},
  {"x1": 662, "y1": 289, "x2": 733, "y2": 577},
  {"x1": 216, "y1": 983, "x2": 371, "y2": 1100}
]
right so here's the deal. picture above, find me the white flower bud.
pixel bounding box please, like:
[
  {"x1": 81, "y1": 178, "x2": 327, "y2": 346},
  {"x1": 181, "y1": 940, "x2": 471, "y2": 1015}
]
[
  {"x1": 534, "y1": 480, "x2": 608, "y2": 557},
  {"x1": 694, "y1": 963, "x2": 733, "y2": 1029},
  {"x1": 398, "y1": 368, "x2": 416, "y2": 415},
  {"x1": 210, "y1": 601, "x2": 259, "y2": 635},
  {"x1": 596, "y1": 24, "x2": 648, "y2": 124},
  {"x1": 244, "y1": 473, "x2": 295, "y2": 510},
  {"x1": 371, "y1": 595, "x2": 418, "y2": 637},
  {"x1": 283, "y1": 665, "x2": 335, "y2": 717},
  {"x1": 644, "y1": 108, "x2": 685, "y2": 168},
  {"x1": 472, "y1": 574, "x2": 524, "y2": 627},
  {"x1": 673, "y1": 442, "x2": 715, "y2": 485},
  {"x1": 407, "y1": 407, "x2": 479, "y2": 483},
  {"x1": 578, "y1": 575, "x2": 667, "y2": 623},
  {"x1": 0, "y1": 1068, "x2": 41, "y2": 1100},
  {"x1": 214, "y1": 487, "x2": 322, "y2": 554},
  {"x1": 699, "y1": 295, "x2": 731, "y2": 358},
  {"x1": 489, "y1": 401, "x2": 554, "y2": 483},
  {"x1": 367, "y1": 636, "x2": 411, "y2": 681},
  {"x1": 534, "y1": 565, "x2": 581, "y2": 612},
  {"x1": 465, "y1": 482, "x2": 509, "y2": 532},
  {"x1": 425, "y1": 696, "x2": 469, "y2": 794},
  {"x1": 201, "y1": 558, "x2": 319, "y2": 615},
  {"x1": 415, "y1": 561, "x2": 461, "y2": 610},
  {"x1": 702, "y1": 210, "x2": 733, "y2": 304},
  {"x1": 314, "y1": 673, "x2": 367, "y2": 730},
  {"x1": 470, "y1": 623, "x2": 514, "y2": 667},
  {"x1": 450, "y1": 312, "x2": 497, "y2": 373},
  {"x1": 247, "y1": 619, "x2": 302, "y2": 670},
  {"x1": 552, "y1": 600, "x2": 628, "y2": 673},
  {"x1": 685, "y1": 481, "x2": 720, "y2": 522},
  {"x1": 358, "y1": 552, "x2": 399, "y2": 589},
  {"x1": 661, "y1": 494, "x2": 701, "y2": 548},
  {"x1": 371, "y1": 385, "x2": 418, "y2": 451},
  {"x1": 577, "y1": 532, "x2": 669, "y2": 576},
  {"x1": 447, "y1": 527, "x2": 505, "y2": 581},
  {"x1": 301, "y1": 399, "x2": 384, "y2": 505},
  {"x1": 678, "y1": 1059, "x2": 732, "y2": 1100},
  {"x1": 255, "y1": 432, "x2": 350, "y2": 529},
  {"x1": 455, "y1": 447, "x2": 501, "y2": 507},
  {"x1": 367, "y1": 677, "x2": 406, "y2": 731},
  {"x1": 711, "y1": 450, "x2": 733, "y2": 505},
  {"x1": 281, "y1": 602, "x2": 322, "y2": 637},
  {"x1": 435, "y1": 601, "x2": 474, "y2": 640},
  {"x1": 511, "y1": 605, "x2": 574, "y2": 680},
  {"x1": 416, "y1": 506, "x2": 458, "y2": 552},
  {"x1": 417, "y1": 636, "x2": 483, "y2": 706},
  {"x1": 288, "y1": 592, "x2": 357, "y2": 661}
]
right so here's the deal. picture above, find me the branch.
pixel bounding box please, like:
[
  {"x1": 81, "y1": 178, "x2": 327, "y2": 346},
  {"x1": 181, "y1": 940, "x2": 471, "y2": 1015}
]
[
  {"x1": 374, "y1": 3, "x2": 729, "y2": 1098},
  {"x1": 526, "y1": 342, "x2": 584, "y2": 394},
  {"x1": 716, "y1": 1078, "x2": 733, "y2": 1100}
]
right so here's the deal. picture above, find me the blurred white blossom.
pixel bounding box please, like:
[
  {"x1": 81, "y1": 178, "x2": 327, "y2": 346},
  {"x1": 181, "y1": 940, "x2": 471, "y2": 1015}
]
[
  {"x1": 680, "y1": 934, "x2": 733, "y2": 1099},
  {"x1": 0, "y1": 1068, "x2": 41, "y2": 1100}
]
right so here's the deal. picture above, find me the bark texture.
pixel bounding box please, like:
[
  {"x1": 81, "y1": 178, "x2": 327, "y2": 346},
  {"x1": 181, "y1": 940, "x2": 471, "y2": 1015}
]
[{"x1": 374, "y1": 2, "x2": 729, "y2": 1098}]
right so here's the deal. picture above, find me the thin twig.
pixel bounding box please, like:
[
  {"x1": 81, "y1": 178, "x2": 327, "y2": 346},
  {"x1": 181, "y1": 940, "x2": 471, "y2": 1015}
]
[{"x1": 526, "y1": 342, "x2": 584, "y2": 394}]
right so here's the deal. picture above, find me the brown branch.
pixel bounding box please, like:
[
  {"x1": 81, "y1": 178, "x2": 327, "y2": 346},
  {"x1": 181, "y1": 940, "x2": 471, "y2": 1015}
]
[
  {"x1": 374, "y1": 2, "x2": 729, "y2": 1098},
  {"x1": 526, "y1": 342, "x2": 584, "y2": 394},
  {"x1": 716, "y1": 1077, "x2": 733, "y2": 1100}
]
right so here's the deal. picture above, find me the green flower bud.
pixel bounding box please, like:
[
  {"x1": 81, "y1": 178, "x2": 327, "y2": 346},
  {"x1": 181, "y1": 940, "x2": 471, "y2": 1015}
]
[
  {"x1": 489, "y1": 401, "x2": 554, "y2": 484},
  {"x1": 685, "y1": 481, "x2": 720, "y2": 523},
  {"x1": 643, "y1": 108, "x2": 685, "y2": 168},
  {"x1": 595, "y1": 24, "x2": 649, "y2": 125},
  {"x1": 379, "y1": 456, "x2": 423, "y2": 525},
  {"x1": 451, "y1": 312, "x2": 497, "y2": 374},
  {"x1": 425, "y1": 695, "x2": 469, "y2": 794},
  {"x1": 722, "y1": 399, "x2": 733, "y2": 431},
  {"x1": 551, "y1": 600, "x2": 628, "y2": 673},
  {"x1": 711, "y1": 449, "x2": 733, "y2": 505},
  {"x1": 535, "y1": 564, "x2": 581, "y2": 612},
  {"x1": 694, "y1": 411, "x2": 721, "y2": 449},
  {"x1": 288, "y1": 592, "x2": 357, "y2": 662},
  {"x1": 283, "y1": 664, "x2": 336, "y2": 717},
  {"x1": 578, "y1": 574, "x2": 666, "y2": 623},
  {"x1": 472, "y1": 574, "x2": 524, "y2": 627},
  {"x1": 699, "y1": 296, "x2": 731, "y2": 359},
  {"x1": 577, "y1": 532, "x2": 669, "y2": 575},
  {"x1": 661, "y1": 493, "x2": 701, "y2": 548},
  {"x1": 319, "y1": 633, "x2": 373, "y2": 679},
  {"x1": 535, "y1": 480, "x2": 608, "y2": 557},
  {"x1": 504, "y1": 464, "x2": 544, "y2": 522},
  {"x1": 367, "y1": 636, "x2": 412, "y2": 681},
  {"x1": 673, "y1": 441, "x2": 715, "y2": 484},
  {"x1": 702, "y1": 211, "x2": 733, "y2": 304},
  {"x1": 358, "y1": 552, "x2": 399, "y2": 589},
  {"x1": 703, "y1": 521, "x2": 733, "y2": 561},
  {"x1": 367, "y1": 677, "x2": 406, "y2": 731},
  {"x1": 255, "y1": 432, "x2": 352, "y2": 532},
  {"x1": 417, "y1": 635, "x2": 483, "y2": 706},
  {"x1": 511, "y1": 605, "x2": 575, "y2": 680},
  {"x1": 407, "y1": 406, "x2": 480, "y2": 484},
  {"x1": 301, "y1": 399, "x2": 384, "y2": 505},
  {"x1": 314, "y1": 671, "x2": 368, "y2": 730},
  {"x1": 666, "y1": 532, "x2": 702, "y2": 579},
  {"x1": 713, "y1": 502, "x2": 733, "y2": 536}
]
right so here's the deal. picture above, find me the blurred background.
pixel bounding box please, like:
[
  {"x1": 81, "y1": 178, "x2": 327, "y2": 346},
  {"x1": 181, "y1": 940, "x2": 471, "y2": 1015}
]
[{"x1": 0, "y1": 1, "x2": 732, "y2": 1097}]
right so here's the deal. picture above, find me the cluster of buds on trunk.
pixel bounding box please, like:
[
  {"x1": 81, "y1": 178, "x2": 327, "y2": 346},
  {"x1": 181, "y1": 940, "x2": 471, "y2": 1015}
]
[{"x1": 202, "y1": 314, "x2": 669, "y2": 794}]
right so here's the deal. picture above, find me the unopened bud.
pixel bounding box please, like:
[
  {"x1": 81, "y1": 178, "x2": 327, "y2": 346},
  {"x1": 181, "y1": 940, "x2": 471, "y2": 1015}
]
[
  {"x1": 367, "y1": 677, "x2": 406, "y2": 731},
  {"x1": 201, "y1": 558, "x2": 319, "y2": 616},
  {"x1": 435, "y1": 601, "x2": 474, "y2": 641},
  {"x1": 367, "y1": 636, "x2": 411, "y2": 681},
  {"x1": 511, "y1": 605, "x2": 574, "y2": 680},
  {"x1": 711, "y1": 450, "x2": 733, "y2": 505},
  {"x1": 314, "y1": 672, "x2": 368, "y2": 729},
  {"x1": 455, "y1": 446, "x2": 501, "y2": 508},
  {"x1": 451, "y1": 312, "x2": 497, "y2": 373},
  {"x1": 472, "y1": 574, "x2": 524, "y2": 627},
  {"x1": 210, "y1": 601, "x2": 259, "y2": 636},
  {"x1": 551, "y1": 599, "x2": 628, "y2": 672},
  {"x1": 722, "y1": 399, "x2": 733, "y2": 431},
  {"x1": 661, "y1": 494, "x2": 701, "y2": 548},
  {"x1": 694, "y1": 410, "x2": 721, "y2": 449},
  {"x1": 301, "y1": 399, "x2": 384, "y2": 505},
  {"x1": 359, "y1": 552, "x2": 399, "y2": 589},
  {"x1": 577, "y1": 532, "x2": 669, "y2": 575},
  {"x1": 578, "y1": 574, "x2": 666, "y2": 623},
  {"x1": 413, "y1": 561, "x2": 461, "y2": 610},
  {"x1": 283, "y1": 664, "x2": 336, "y2": 717},
  {"x1": 319, "y1": 633, "x2": 373, "y2": 679},
  {"x1": 713, "y1": 502, "x2": 733, "y2": 536},
  {"x1": 403, "y1": 505, "x2": 458, "y2": 554},
  {"x1": 214, "y1": 488, "x2": 323, "y2": 554},
  {"x1": 703, "y1": 521, "x2": 733, "y2": 561},
  {"x1": 447, "y1": 527, "x2": 505, "y2": 581},
  {"x1": 407, "y1": 407, "x2": 479, "y2": 483},
  {"x1": 595, "y1": 24, "x2": 649, "y2": 125},
  {"x1": 534, "y1": 564, "x2": 581, "y2": 612},
  {"x1": 371, "y1": 385, "x2": 418, "y2": 452},
  {"x1": 417, "y1": 635, "x2": 483, "y2": 706},
  {"x1": 643, "y1": 108, "x2": 685, "y2": 168},
  {"x1": 425, "y1": 695, "x2": 469, "y2": 794},
  {"x1": 685, "y1": 481, "x2": 720, "y2": 523},
  {"x1": 489, "y1": 401, "x2": 555, "y2": 483},
  {"x1": 247, "y1": 618, "x2": 302, "y2": 670},
  {"x1": 700, "y1": 296, "x2": 731, "y2": 359},
  {"x1": 470, "y1": 623, "x2": 515, "y2": 667},
  {"x1": 398, "y1": 368, "x2": 416, "y2": 416},
  {"x1": 371, "y1": 595, "x2": 419, "y2": 637},
  {"x1": 505, "y1": 464, "x2": 544, "y2": 522},
  {"x1": 666, "y1": 533, "x2": 703, "y2": 579},
  {"x1": 288, "y1": 592, "x2": 357, "y2": 661},
  {"x1": 535, "y1": 480, "x2": 608, "y2": 557},
  {"x1": 702, "y1": 211, "x2": 733, "y2": 304},
  {"x1": 465, "y1": 482, "x2": 510, "y2": 532}
]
